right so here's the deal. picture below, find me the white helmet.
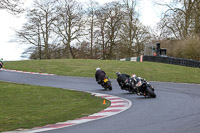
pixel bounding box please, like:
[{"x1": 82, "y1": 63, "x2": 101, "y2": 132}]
[
  {"x1": 131, "y1": 74, "x2": 136, "y2": 78},
  {"x1": 96, "y1": 67, "x2": 100, "y2": 71},
  {"x1": 116, "y1": 72, "x2": 121, "y2": 77}
]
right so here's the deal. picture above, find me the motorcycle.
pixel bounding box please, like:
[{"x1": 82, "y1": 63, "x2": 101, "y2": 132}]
[
  {"x1": 119, "y1": 76, "x2": 156, "y2": 98},
  {"x1": 0, "y1": 62, "x2": 3, "y2": 69},
  {"x1": 133, "y1": 77, "x2": 156, "y2": 98},
  {"x1": 120, "y1": 78, "x2": 135, "y2": 93},
  {"x1": 99, "y1": 76, "x2": 112, "y2": 91}
]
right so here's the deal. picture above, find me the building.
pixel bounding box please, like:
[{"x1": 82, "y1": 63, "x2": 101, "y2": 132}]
[{"x1": 144, "y1": 43, "x2": 167, "y2": 56}]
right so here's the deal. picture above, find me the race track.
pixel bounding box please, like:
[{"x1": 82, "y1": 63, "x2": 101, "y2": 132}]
[{"x1": 1, "y1": 70, "x2": 200, "y2": 133}]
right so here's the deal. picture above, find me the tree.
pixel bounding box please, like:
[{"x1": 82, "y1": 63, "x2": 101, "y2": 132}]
[
  {"x1": 157, "y1": 0, "x2": 200, "y2": 60},
  {"x1": 55, "y1": 0, "x2": 85, "y2": 59},
  {"x1": 120, "y1": 0, "x2": 138, "y2": 57},
  {"x1": 105, "y1": 2, "x2": 124, "y2": 59},
  {"x1": 95, "y1": 2, "x2": 124, "y2": 60},
  {"x1": 15, "y1": 0, "x2": 57, "y2": 59},
  {"x1": 95, "y1": 6, "x2": 108, "y2": 59},
  {"x1": 16, "y1": 9, "x2": 42, "y2": 59},
  {"x1": 133, "y1": 24, "x2": 151, "y2": 56},
  {"x1": 159, "y1": 0, "x2": 198, "y2": 39},
  {"x1": 86, "y1": 0, "x2": 99, "y2": 58},
  {"x1": 191, "y1": 0, "x2": 200, "y2": 35},
  {"x1": 0, "y1": 0, "x2": 24, "y2": 14},
  {"x1": 34, "y1": 0, "x2": 57, "y2": 59}
]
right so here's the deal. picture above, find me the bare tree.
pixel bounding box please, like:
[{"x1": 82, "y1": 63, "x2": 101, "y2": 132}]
[
  {"x1": 86, "y1": 0, "x2": 99, "y2": 58},
  {"x1": 15, "y1": 0, "x2": 57, "y2": 59},
  {"x1": 120, "y1": 0, "x2": 138, "y2": 57},
  {"x1": 104, "y1": 2, "x2": 124, "y2": 59},
  {"x1": 33, "y1": 0, "x2": 57, "y2": 59},
  {"x1": 95, "y1": 7, "x2": 108, "y2": 59},
  {"x1": 55, "y1": 0, "x2": 85, "y2": 59},
  {"x1": 133, "y1": 24, "x2": 151, "y2": 56},
  {"x1": 95, "y1": 1, "x2": 147, "y2": 59},
  {"x1": 0, "y1": 0, "x2": 24, "y2": 14},
  {"x1": 159, "y1": 0, "x2": 197, "y2": 39},
  {"x1": 16, "y1": 9, "x2": 43, "y2": 59},
  {"x1": 191, "y1": 0, "x2": 200, "y2": 35}
]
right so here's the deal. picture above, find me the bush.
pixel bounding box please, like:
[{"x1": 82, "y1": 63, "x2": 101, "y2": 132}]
[{"x1": 173, "y1": 35, "x2": 200, "y2": 61}]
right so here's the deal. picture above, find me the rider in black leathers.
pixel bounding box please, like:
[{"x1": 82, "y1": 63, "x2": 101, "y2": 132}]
[
  {"x1": 95, "y1": 68, "x2": 106, "y2": 84},
  {"x1": 0, "y1": 58, "x2": 4, "y2": 68},
  {"x1": 116, "y1": 72, "x2": 131, "y2": 90}
]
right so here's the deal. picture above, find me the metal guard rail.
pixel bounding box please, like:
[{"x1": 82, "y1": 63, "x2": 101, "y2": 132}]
[{"x1": 143, "y1": 56, "x2": 200, "y2": 68}]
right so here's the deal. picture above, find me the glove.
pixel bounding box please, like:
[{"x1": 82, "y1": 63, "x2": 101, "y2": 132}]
[
  {"x1": 125, "y1": 79, "x2": 129, "y2": 86},
  {"x1": 97, "y1": 80, "x2": 101, "y2": 84}
]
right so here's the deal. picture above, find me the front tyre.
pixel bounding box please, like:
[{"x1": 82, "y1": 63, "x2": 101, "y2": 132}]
[{"x1": 146, "y1": 86, "x2": 156, "y2": 98}]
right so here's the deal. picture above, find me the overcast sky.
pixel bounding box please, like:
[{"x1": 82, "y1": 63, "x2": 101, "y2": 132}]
[{"x1": 0, "y1": 0, "x2": 169, "y2": 61}]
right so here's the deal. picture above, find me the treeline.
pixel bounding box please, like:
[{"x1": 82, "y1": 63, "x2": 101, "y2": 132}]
[
  {"x1": 15, "y1": 0, "x2": 200, "y2": 61},
  {"x1": 16, "y1": 0, "x2": 152, "y2": 60},
  {"x1": 0, "y1": 0, "x2": 23, "y2": 14}
]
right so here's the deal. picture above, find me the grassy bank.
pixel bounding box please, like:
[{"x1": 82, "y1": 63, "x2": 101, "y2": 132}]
[
  {"x1": 0, "y1": 81, "x2": 110, "y2": 132},
  {"x1": 5, "y1": 59, "x2": 200, "y2": 84}
]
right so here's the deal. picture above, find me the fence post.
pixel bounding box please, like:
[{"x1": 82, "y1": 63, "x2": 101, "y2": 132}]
[{"x1": 140, "y1": 55, "x2": 143, "y2": 62}]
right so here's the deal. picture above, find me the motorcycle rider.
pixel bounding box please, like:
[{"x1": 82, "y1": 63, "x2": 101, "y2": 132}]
[
  {"x1": 131, "y1": 74, "x2": 150, "y2": 96},
  {"x1": 116, "y1": 72, "x2": 142, "y2": 94},
  {"x1": 95, "y1": 68, "x2": 106, "y2": 84},
  {"x1": 116, "y1": 72, "x2": 131, "y2": 90},
  {"x1": 0, "y1": 58, "x2": 4, "y2": 68},
  {"x1": 130, "y1": 74, "x2": 141, "y2": 94}
]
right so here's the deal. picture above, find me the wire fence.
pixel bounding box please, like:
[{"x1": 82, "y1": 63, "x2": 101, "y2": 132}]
[{"x1": 143, "y1": 56, "x2": 200, "y2": 68}]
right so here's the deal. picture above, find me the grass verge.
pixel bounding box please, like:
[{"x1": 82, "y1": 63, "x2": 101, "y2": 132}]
[
  {"x1": 0, "y1": 81, "x2": 110, "y2": 132},
  {"x1": 4, "y1": 59, "x2": 200, "y2": 84}
]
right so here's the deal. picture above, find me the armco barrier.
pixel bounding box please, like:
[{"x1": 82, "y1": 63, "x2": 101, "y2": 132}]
[{"x1": 143, "y1": 56, "x2": 200, "y2": 68}]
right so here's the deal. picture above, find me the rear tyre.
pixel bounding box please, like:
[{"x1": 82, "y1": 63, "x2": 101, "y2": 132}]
[
  {"x1": 146, "y1": 86, "x2": 156, "y2": 98},
  {"x1": 107, "y1": 81, "x2": 112, "y2": 91},
  {"x1": 109, "y1": 86, "x2": 112, "y2": 90}
]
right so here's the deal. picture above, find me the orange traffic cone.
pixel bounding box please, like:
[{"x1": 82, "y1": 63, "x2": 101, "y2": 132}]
[{"x1": 103, "y1": 99, "x2": 106, "y2": 104}]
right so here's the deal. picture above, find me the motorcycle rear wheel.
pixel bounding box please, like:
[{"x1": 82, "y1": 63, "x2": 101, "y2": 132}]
[{"x1": 107, "y1": 81, "x2": 112, "y2": 90}]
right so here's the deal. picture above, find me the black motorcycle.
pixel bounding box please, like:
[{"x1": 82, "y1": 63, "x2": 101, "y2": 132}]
[
  {"x1": 0, "y1": 62, "x2": 3, "y2": 69},
  {"x1": 120, "y1": 78, "x2": 135, "y2": 93},
  {"x1": 99, "y1": 76, "x2": 112, "y2": 90},
  {"x1": 119, "y1": 77, "x2": 156, "y2": 98},
  {"x1": 133, "y1": 77, "x2": 156, "y2": 98}
]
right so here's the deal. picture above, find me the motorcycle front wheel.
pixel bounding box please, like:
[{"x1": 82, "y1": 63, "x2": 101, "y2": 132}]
[{"x1": 146, "y1": 86, "x2": 156, "y2": 98}]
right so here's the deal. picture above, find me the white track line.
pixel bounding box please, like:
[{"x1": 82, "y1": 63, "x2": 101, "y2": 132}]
[{"x1": 1, "y1": 69, "x2": 55, "y2": 76}]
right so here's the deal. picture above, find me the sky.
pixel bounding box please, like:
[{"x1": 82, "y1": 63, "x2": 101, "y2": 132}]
[{"x1": 0, "y1": 0, "x2": 170, "y2": 61}]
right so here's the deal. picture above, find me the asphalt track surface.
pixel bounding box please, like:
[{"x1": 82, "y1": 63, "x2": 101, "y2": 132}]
[{"x1": 1, "y1": 70, "x2": 200, "y2": 133}]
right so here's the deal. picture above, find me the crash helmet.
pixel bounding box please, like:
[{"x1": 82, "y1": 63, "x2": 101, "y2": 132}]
[
  {"x1": 131, "y1": 74, "x2": 136, "y2": 79},
  {"x1": 116, "y1": 72, "x2": 121, "y2": 77},
  {"x1": 96, "y1": 67, "x2": 100, "y2": 71}
]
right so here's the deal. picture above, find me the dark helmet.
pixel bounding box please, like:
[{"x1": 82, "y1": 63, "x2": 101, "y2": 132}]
[{"x1": 116, "y1": 72, "x2": 121, "y2": 77}]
